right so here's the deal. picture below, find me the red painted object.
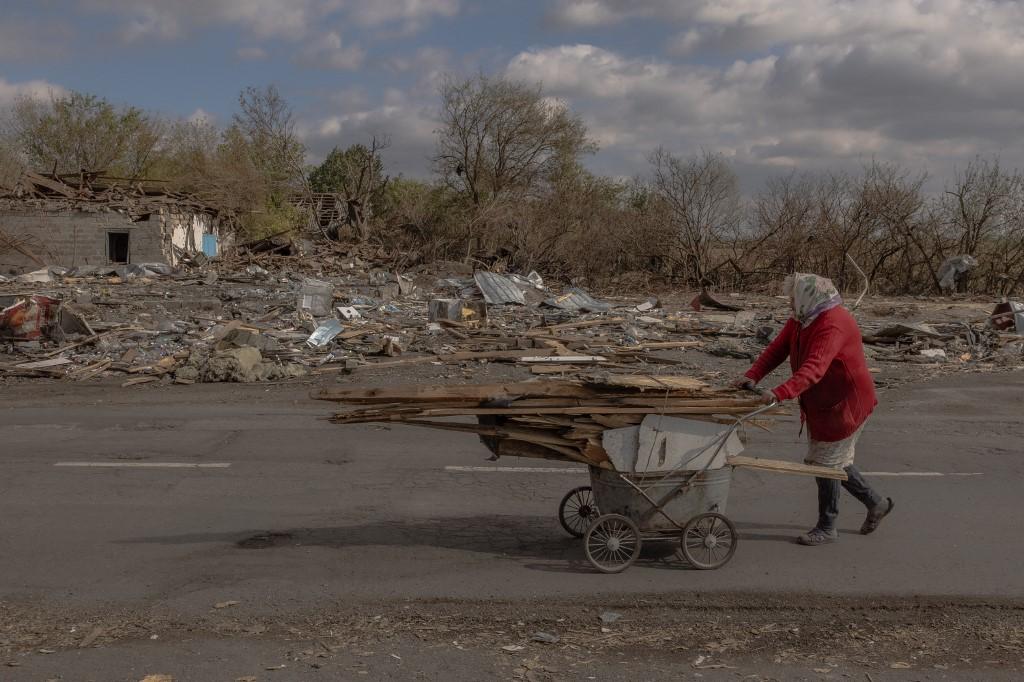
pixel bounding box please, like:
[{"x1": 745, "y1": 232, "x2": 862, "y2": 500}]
[
  {"x1": 0, "y1": 295, "x2": 61, "y2": 341},
  {"x1": 745, "y1": 307, "x2": 877, "y2": 442}
]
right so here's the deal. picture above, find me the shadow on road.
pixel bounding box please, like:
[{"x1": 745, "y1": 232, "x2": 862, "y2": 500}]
[{"x1": 116, "y1": 515, "x2": 835, "y2": 573}]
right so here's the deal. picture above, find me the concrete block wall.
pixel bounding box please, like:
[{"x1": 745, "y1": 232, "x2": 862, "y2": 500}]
[{"x1": 0, "y1": 209, "x2": 165, "y2": 274}]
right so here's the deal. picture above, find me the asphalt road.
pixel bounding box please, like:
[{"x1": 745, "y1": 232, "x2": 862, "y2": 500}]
[{"x1": 0, "y1": 370, "x2": 1021, "y2": 679}]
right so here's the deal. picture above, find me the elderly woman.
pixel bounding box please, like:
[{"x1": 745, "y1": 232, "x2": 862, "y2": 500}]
[{"x1": 736, "y1": 273, "x2": 895, "y2": 546}]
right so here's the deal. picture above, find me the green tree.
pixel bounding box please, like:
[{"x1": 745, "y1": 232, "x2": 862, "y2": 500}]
[
  {"x1": 308, "y1": 138, "x2": 389, "y2": 241},
  {"x1": 9, "y1": 91, "x2": 164, "y2": 177}
]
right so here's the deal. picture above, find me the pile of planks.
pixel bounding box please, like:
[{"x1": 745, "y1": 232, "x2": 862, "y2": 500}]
[{"x1": 315, "y1": 375, "x2": 773, "y2": 470}]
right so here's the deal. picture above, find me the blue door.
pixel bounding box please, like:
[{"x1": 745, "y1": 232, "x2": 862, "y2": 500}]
[{"x1": 202, "y1": 234, "x2": 218, "y2": 258}]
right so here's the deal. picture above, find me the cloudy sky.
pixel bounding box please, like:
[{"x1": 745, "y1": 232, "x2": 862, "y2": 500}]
[{"x1": 2, "y1": 0, "x2": 1023, "y2": 189}]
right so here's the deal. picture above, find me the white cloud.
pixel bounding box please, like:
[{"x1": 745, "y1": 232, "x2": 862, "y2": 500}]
[
  {"x1": 299, "y1": 89, "x2": 438, "y2": 175},
  {"x1": 547, "y1": 0, "x2": 682, "y2": 27},
  {"x1": 299, "y1": 32, "x2": 366, "y2": 70},
  {"x1": 0, "y1": 78, "x2": 67, "y2": 108},
  {"x1": 188, "y1": 108, "x2": 215, "y2": 125},
  {"x1": 350, "y1": 0, "x2": 460, "y2": 28},
  {"x1": 81, "y1": 0, "x2": 462, "y2": 43},
  {"x1": 504, "y1": 25, "x2": 1024, "y2": 188}
]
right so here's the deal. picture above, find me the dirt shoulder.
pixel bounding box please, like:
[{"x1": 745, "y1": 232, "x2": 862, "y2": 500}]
[{"x1": 1, "y1": 593, "x2": 1021, "y2": 680}]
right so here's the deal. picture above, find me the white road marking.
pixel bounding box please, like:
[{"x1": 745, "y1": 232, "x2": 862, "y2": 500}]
[
  {"x1": 55, "y1": 462, "x2": 231, "y2": 469},
  {"x1": 445, "y1": 466, "x2": 584, "y2": 473},
  {"x1": 445, "y1": 466, "x2": 983, "y2": 477},
  {"x1": 861, "y1": 471, "x2": 982, "y2": 477}
]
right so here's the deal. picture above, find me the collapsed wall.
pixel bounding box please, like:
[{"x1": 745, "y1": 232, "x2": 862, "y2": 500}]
[{"x1": 0, "y1": 171, "x2": 223, "y2": 275}]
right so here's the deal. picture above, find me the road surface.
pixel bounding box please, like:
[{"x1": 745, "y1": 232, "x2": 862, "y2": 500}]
[{"x1": 0, "y1": 370, "x2": 1021, "y2": 679}]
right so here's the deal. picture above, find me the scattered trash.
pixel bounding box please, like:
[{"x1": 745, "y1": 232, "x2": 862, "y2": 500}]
[
  {"x1": 691, "y1": 290, "x2": 742, "y2": 312},
  {"x1": 920, "y1": 348, "x2": 947, "y2": 360},
  {"x1": 990, "y1": 301, "x2": 1024, "y2": 334},
  {"x1": 501, "y1": 645, "x2": 525, "y2": 653},
  {"x1": 938, "y1": 255, "x2": 978, "y2": 291},
  {"x1": 298, "y1": 278, "x2": 335, "y2": 316},
  {"x1": 380, "y1": 335, "x2": 404, "y2": 356},
  {"x1": 636, "y1": 297, "x2": 660, "y2": 312},
  {"x1": 0, "y1": 247, "x2": 1019, "y2": 390},
  {"x1": 531, "y1": 631, "x2": 560, "y2": 644},
  {"x1": 429, "y1": 298, "x2": 488, "y2": 324},
  {"x1": 307, "y1": 320, "x2": 344, "y2": 348},
  {"x1": 79, "y1": 626, "x2": 105, "y2": 648},
  {"x1": 0, "y1": 295, "x2": 61, "y2": 341},
  {"x1": 599, "y1": 611, "x2": 622, "y2": 624},
  {"x1": 872, "y1": 322, "x2": 942, "y2": 339},
  {"x1": 213, "y1": 600, "x2": 240, "y2": 609},
  {"x1": 542, "y1": 288, "x2": 610, "y2": 313}
]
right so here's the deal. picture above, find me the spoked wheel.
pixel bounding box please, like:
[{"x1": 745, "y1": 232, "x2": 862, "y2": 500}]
[
  {"x1": 680, "y1": 512, "x2": 738, "y2": 570},
  {"x1": 584, "y1": 513, "x2": 642, "y2": 574},
  {"x1": 558, "y1": 486, "x2": 600, "y2": 538}
]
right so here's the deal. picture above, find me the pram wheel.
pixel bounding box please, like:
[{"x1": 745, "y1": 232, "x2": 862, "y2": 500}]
[
  {"x1": 558, "y1": 486, "x2": 599, "y2": 538},
  {"x1": 584, "y1": 514, "x2": 641, "y2": 573},
  {"x1": 680, "y1": 512, "x2": 737, "y2": 570}
]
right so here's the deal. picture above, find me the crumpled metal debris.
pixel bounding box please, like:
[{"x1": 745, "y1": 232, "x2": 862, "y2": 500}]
[
  {"x1": 542, "y1": 287, "x2": 610, "y2": 313},
  {"x1": 474, "y1": 272, "x2": 526, "y2": 306}
]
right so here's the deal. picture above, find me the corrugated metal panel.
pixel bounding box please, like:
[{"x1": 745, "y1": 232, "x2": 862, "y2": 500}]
[
  {"x1": 474, "y1": 272, "x2": 526, "y2": 305},
  {"x1": 543, "y1": 288, "x2": 610, "y2": 313}
]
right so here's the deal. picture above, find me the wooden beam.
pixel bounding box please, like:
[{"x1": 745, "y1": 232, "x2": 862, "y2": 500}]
[{"x1": 727, "y1": 456, "x2": 848, "y2": 480}]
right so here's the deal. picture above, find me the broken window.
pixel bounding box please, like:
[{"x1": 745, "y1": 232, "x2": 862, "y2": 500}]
[{"x1": 108, "y1": 232, "x2": 130, "y2": 264}]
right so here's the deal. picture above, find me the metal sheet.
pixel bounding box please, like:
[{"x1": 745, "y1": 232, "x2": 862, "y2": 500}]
[
  {"x1": 474, "y1": 272, "x2": 526, "y2": 306},
  {"x1": 542, "y1": 287, "x2": 610, "y2": 313}
]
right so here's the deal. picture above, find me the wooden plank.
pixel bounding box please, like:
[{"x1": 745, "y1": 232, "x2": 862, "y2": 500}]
[
  {"x1": 121, "y1": 375, "x2": 160, "y2": 387},
  {"x1": 626, "y1": 341, "x2": 703, "y2": 350},
  {"x1": 530, "y1": 365, "x2": 580, "y2": 375},
  {"x1": 16, "y1": 357, "x2": 72, "y2": 369},
  {"x1": 584, "y1": 374, "x2": 709, "y2": 392},
  {"x1": 400, "y1": 419, "x2": 578, "y2": 448},
  {"x1": 314, "y1": 381, "x2": 598, "y2": 403},
  {"x1": 526, "y1": 318, "x2": 625, "y2": 336},
  {"x1": 726, "y1": 455, "x2": 848, "y2": 480},
  {"x1": 396, "y1": 405, "x2": 766, "y2": 418},
  {"x1": 518, "y1": 355, "x2": 607, "y2": 364},
  {"x1": 590, "y1": 414, "x2": 644, "y2": 428}
]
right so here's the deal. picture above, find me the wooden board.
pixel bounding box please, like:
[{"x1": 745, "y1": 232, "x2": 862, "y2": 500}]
[
  {"x1": 726, "y1": 455, "x2": 848, "y2": 480},
  {"x1": 587, "y1": 375, "x2": 708, "y2": 392}
]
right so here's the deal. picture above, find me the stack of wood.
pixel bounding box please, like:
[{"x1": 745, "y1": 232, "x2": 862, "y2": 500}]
[{"x1": 315, "y1": 375, "x2": 774, "y2": 470}]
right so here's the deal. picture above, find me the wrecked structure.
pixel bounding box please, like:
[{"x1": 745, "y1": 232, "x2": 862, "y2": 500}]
[{"x1": 0, "y1": 171, "x2": 225, "y2": 275}]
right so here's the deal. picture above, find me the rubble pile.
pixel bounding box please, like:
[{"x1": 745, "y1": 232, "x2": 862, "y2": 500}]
[{"x1": 0, "y1": 247, "x2": 1022, "y2": 388}]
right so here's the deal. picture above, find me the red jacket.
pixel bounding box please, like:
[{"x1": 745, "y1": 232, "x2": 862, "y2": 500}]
[{"x1": 745, "y1": 306, "x2": 876, "y2": 442}]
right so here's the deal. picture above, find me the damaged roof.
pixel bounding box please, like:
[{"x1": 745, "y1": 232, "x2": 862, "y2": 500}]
[{"x1": 0, "y1": 170, "x2": 221, "y2": 220}]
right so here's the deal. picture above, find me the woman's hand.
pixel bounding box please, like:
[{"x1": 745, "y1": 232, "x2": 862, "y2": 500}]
[
  {"x1": 731, "y1": 376, "x2": 756, "y2": 390},
  {"x1": 757, "y1": 389, "x2": 778, "y2": 405}
]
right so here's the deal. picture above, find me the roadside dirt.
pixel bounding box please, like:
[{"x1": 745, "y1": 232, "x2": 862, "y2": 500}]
[{"x1": 1, "y1": 593, "x2": 1021, "y2": 679}]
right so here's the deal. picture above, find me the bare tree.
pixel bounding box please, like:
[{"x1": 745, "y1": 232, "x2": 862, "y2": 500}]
[
  {"x1": 233, "y1": 85, "x2": 307, "y2": 191},
  {"x1": 649, "y1": 148, "x2": 742, "y2": 286},
  {"x1": 942, "y1": 157, "x2": 1018, "y2": 255},
  {"x1": 0, "y1": 140, "x2": 24, "y2": 190},
  {"x1": 434, "y1": 74, "x2": 593, "y2": 206}
]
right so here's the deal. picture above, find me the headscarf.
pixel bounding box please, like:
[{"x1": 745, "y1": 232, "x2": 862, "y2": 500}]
[{"x1": 785, "y1": 272, "x2": 842, "y2": 327}]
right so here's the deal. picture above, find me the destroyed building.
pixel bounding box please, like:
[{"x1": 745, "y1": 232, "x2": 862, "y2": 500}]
[{"x1": 0, "y1": 171, "x2": 226, "y2": 275}]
